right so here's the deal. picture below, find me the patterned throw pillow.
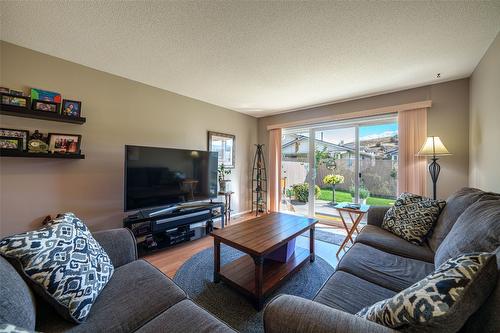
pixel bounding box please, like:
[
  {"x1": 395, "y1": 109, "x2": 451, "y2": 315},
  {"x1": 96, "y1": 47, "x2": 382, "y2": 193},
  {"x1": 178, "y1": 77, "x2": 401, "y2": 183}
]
[
  {"x1": 356, "y1": 253, "x2": 497, "y2": 332},
  {"x1": 382, "y1": 192, "x2": 446, "y2": 245},
  {"x1": 0, "y1": 213, "x2": 114, "y2": 323}
]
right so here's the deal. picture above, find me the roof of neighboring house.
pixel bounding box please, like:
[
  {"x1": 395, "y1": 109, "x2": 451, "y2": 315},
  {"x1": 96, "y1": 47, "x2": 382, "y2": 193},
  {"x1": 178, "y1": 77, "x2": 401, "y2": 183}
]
[
  {"x1": 385, "y1": 147, "x2": 399, "y2": 157},
  {"x1": 282, "y1": 134, "x2": 373, "y2": 158}
]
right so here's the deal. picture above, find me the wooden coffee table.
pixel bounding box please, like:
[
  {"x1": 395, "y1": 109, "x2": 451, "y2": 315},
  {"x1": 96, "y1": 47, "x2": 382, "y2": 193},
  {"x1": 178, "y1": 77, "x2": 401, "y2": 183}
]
[{"x1": 210, "y1": 212, "x2": 318, "y2": 310}]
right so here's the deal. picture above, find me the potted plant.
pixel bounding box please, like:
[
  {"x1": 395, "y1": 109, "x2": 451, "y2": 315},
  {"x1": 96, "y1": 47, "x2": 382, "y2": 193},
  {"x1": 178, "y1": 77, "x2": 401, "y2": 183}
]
[
  {"x1": 218, "y1": 164, "x2": 231, "y2": 193},
  {"x1": 291, "y1": 183, "x2": 321, "y2": 203},
  {"x1": 323, "y1": 174, "x2": 344, "y2": 205},
  {"x1": 359, "y1": 187, "x2": 370, "y2": 205}
]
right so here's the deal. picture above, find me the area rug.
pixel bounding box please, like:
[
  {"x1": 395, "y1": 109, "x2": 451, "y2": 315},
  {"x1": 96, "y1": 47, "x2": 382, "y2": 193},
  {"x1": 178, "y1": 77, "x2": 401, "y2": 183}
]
[
  {"x1": 173, "y1": 244, "x2": 334, "y2": 333},
  {"x1": 301, "y1": 228, "x2": 346, "y2": 246}
]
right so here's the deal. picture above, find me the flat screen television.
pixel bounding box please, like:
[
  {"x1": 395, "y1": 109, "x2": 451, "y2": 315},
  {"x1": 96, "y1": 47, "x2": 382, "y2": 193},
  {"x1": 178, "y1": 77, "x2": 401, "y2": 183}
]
[{"x1": 125, "y1": 145, "x2": 218, "y2": 211}]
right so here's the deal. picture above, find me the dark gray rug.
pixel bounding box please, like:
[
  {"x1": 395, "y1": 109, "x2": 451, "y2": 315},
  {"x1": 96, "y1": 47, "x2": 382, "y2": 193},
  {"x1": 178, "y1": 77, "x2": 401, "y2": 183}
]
[
  {"x1": 302, "y1": 228, "x2": 346, "y2": 246},
  {"x1": 173, "y1": 244, "x2": 334, "y2": 333}
]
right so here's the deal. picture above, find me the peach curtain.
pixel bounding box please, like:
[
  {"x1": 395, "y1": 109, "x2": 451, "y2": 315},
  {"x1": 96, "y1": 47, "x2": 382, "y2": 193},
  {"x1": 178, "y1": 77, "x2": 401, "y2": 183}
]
[
  {"x1": 398, "y1": 108, "x2": 428, "y2": 196},
  {"x1": 268, "y1": 128, "x2": 282, "y2": 212}
]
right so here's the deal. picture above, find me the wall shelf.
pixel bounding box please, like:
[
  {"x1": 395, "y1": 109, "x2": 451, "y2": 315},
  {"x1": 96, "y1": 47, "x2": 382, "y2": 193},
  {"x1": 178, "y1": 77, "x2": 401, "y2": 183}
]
[
  {"x1": 0, "y1": 151, "x2": 85, "y2": 159},
  {"x1": 0, "y1": 104, "x2": 86, "y2": 124}
]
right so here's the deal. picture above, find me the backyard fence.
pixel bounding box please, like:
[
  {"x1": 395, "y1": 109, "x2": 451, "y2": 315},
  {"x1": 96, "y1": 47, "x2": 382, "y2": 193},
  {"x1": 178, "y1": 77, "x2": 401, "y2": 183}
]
[{"x1": 282, "y1": 158, "x2": 397, "y2": 198}]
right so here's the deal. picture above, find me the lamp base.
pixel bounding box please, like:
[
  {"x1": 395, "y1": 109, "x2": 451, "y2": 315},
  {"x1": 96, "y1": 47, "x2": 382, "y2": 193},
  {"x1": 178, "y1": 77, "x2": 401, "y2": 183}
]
[{"x1": 429, "y1": 157, "x2": 441, "y2": 200}]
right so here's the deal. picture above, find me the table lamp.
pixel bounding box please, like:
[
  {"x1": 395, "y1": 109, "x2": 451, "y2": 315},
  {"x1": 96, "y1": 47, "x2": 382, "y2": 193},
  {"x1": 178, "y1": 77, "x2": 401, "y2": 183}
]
[{"x1": 417, "y1": 136, "x2": 451, "y2": 200}]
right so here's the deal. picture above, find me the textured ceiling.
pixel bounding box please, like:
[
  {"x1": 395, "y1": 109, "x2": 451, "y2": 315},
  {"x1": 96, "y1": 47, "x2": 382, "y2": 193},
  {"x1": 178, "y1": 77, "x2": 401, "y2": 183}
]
[{"x1": 1, "y1": 2, "x2": 499, "y2": 117}]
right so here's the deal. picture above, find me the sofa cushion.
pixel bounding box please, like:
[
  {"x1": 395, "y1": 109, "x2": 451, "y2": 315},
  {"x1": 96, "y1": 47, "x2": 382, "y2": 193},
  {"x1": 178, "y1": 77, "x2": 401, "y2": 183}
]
[
  {"x1": 0, "y1": 213, "x2": 114, "y2": 323},
  {"x1": 136, "y1": 299, "x2": 236, "y2": 333},
  {"x1": 0, "y1": 324, "x2": 33, "y2": 333},
  {"x1": 314, "y1": 271, "x2": 396, "y2": 314},
  {"x1": 0, "y1": 256, "x2": 37, "y2": 331},
  {"x1": 463, "y1": 249, "x2": 500, "y2": 333},
  {"x1": 35, "y1": 259, "x2": 187, "y2": 333},
  {"x1": 382, "y1": 193, "x2": 446, "y2": 245},
  {"x1": 435, "y1": 200, "x2": 500, "y2": 267},
  {"x1": 428, "y1": 187, "x2": 498, "y2": 252},
  {"x1": 356, "y1": 252, "x2": 497, "y2": 333},
  {"x1": 337, "y1": 243, "x2": 435, "y2": 292},
  {"x1": 356, "y1": 225, "x2": 434, "y2": 262}
]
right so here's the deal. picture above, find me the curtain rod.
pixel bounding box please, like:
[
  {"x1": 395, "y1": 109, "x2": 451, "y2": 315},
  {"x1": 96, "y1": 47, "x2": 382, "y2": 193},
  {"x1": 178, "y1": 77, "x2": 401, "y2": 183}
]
[{"x1": 267, "y1": 100, "x2": 432, "y2": 130}]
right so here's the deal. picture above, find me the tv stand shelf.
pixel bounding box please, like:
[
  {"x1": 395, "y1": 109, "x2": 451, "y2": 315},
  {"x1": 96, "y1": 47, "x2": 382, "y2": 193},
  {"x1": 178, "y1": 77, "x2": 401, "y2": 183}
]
[{"x1": 124, "y1": 202, "x2": 225, "y2": 255}]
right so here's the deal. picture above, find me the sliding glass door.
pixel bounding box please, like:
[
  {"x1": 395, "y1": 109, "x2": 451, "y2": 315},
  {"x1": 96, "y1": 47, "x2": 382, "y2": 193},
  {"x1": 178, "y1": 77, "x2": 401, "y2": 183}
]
[
  {"x1": 314, "y1": 126, "x2": 357, "y2": 220},
  {"x1": 281, "y1": 128, "x2": 312, "y2": 217},
  {"x1": 280, "y1": 116, "x2": 398, "y2": 220},
  {"x1": 358, "y1": 123, "x2": 398, "y2": 206}
]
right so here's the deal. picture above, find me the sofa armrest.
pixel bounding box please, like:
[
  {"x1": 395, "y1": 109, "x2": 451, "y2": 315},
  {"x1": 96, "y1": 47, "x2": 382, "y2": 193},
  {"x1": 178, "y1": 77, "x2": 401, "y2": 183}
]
[
  {"x1": 264, "y1": 295, "x2": 394, "y2": 333},
  {"x1": 367, "y1": 206, "x2": 390, "y2": 227},
  {"x1": 92, "y1": 228, "x2": 138, "y2": 268}
]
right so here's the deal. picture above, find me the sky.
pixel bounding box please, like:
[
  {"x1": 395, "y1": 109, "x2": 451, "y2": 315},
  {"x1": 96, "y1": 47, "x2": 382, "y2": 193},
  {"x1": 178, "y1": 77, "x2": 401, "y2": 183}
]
[{"x1": 313, "y1": 122, "x2": 398, "y2": 144}]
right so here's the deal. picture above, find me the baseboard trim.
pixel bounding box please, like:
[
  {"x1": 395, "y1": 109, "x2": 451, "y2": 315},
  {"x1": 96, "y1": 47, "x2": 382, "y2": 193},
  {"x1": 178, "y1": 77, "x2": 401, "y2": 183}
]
[{"x1": 232, "y1": 210, "x2": 251, "y2": 218}]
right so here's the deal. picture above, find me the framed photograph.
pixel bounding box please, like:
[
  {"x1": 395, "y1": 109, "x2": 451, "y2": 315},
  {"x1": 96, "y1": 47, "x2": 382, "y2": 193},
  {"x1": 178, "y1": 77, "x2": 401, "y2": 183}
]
[
  {"x1": 48, "y1": 133, "x2": 82, "y2": 154},
  {"x1": 1, "y1": 93, "x2": 29, "y2": 108},
  {"x1": 208, "y1": 131, "x2": 235, "y2": 168},
  {"x1": 9, "y1": 90, "x2": 23, "y2": 96},
  {"x1": 0, "y1": 128, "x2": 29, "y2": 151},
  {"x1": 0, "y1": 137, "x2": 23, "y2": 151},
  {"x1": 61, "y1": 99, "x2": 82, "y2": 117},
  {"x1": 32, "y1": 99, "x2": 59, "y2": 113},
  {"x1": 30, "y1": 88, "x2": 62, "y2": 103}
]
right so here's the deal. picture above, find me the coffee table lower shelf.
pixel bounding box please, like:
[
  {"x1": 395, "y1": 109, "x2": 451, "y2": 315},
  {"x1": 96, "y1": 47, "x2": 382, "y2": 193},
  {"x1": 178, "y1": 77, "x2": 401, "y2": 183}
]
[{"x1": 218, "y1": 247, "x2": 310, "y2": 304}]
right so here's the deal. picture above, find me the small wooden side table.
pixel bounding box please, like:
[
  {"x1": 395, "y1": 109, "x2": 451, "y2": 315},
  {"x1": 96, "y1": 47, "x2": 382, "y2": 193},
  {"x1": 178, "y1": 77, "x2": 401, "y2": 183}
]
[
  {"x1": 335, "y1": 203, "x2": 370, "y2": 256},
  {"x1": 219, "y1": 191, "x2": 234, "y2": 224}
]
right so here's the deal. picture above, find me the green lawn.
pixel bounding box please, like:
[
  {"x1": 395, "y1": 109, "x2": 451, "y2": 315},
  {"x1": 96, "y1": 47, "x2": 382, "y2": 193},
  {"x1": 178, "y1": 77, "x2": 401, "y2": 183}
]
[{"x1": 318, "y1": 189, "x2": 395, "y2": 206}]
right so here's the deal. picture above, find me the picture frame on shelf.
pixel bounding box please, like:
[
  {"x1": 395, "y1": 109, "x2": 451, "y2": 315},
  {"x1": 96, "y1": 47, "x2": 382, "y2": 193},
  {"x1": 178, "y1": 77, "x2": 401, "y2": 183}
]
[
  {"x1": 61, "y1": 99, "x2": 82, "y2": 117},
  {"x1": 47, "y1": 133, "x2": 82, "y2": 154},
  {"x1": 32, "y1": 99, "x2": 59, "y2": 113},
  {"x1": 1, "y1": 93, "x2": 30, "y2": 108},
  {"x1": 30, "y1": 88, "x2": 62, "y2": 104},
  {"x1": 0, "y1": 137, "x2": 23, "y2": 151},
  {"x1": 0, "y1": 128, "x2": 29, "y2": 151},
  {"x1": 208, "y1": 131, "x2": 235, "y2": 168},
  {"x1": 0, "y1": 87, "x2": 10, "y2": 93},
  {"x1": 9, "y1": 90, "x2": 23, "y2": 96}
]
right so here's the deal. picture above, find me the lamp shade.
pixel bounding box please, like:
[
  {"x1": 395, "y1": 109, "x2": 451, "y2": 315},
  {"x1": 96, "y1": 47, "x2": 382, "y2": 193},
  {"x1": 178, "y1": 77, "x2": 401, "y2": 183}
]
[{"x1": 417, "y1": 136, "x2": 451, "y2": 156}]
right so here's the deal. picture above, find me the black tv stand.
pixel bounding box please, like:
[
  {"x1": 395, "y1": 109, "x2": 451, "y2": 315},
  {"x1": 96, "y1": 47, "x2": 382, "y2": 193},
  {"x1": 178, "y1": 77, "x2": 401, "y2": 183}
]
[{"x1": 123, "y1": 202, "x2": 225, "y2": 255}]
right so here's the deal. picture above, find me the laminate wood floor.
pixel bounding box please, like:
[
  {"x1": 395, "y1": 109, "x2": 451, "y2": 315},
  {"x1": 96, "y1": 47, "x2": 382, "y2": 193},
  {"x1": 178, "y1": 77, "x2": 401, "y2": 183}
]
[{"x1": 144, "y1": 213, "x2": 341, "y2": 278}]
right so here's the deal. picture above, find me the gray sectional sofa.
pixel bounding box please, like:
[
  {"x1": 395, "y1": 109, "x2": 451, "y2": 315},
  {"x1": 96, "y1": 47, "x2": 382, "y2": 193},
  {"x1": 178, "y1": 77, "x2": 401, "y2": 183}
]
[
  {"x1": 264, "y1": 187, "x2": 500, "y2": 333},
  {"x1": 0, "y1": 228, "x2": 235, "y2": 333},
  {"x1": 2, "y1": 187, "x2": 498, "y2": 333}
]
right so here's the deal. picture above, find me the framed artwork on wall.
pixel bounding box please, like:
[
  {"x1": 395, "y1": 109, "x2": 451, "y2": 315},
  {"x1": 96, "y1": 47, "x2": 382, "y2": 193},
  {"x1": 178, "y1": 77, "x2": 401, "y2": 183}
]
[{"x1": 208, "y1": 131, "x2": 235, "y2": 168}]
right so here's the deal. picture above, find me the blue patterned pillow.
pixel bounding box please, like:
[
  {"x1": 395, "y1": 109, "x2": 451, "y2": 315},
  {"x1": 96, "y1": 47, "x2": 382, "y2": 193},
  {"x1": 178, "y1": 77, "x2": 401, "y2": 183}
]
[
  {"x1": 356, "y1": 252, "x2": 497, "y2": 332},
  {"x1": 382, "y1": 192, "x2": 446, "y2": 245},
  {"x1": 0, "y1": 213, "x2": 114, "y2": 323}
]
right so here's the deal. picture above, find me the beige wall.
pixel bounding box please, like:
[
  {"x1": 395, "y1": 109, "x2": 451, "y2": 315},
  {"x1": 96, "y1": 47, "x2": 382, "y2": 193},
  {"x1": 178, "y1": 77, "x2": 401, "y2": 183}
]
[
  {"x1": 469, "y1": 33, "x2": 500, "y2": 192},
  {"x1": 0, "y1": 42, "x2": 258, "y2": 236},
  {"x1": 258, "y1": 79, "x2": 470, "y2": 200}
]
